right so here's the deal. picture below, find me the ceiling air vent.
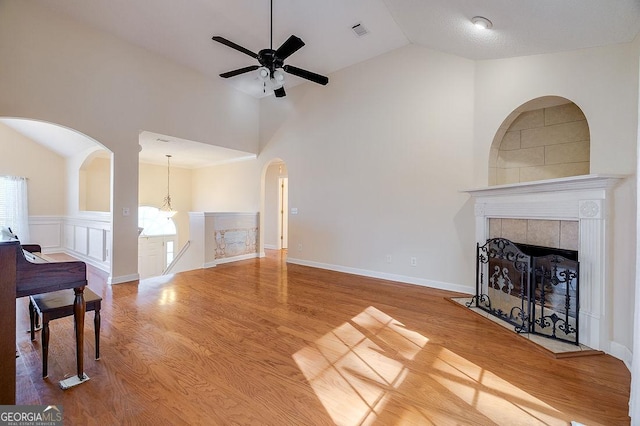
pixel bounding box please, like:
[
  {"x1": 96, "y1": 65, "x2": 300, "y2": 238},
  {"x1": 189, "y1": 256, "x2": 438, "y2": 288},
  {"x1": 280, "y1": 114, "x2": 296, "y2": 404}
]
[{"x1": 351, "y1": 23, "x2": 369, "y2": 37}]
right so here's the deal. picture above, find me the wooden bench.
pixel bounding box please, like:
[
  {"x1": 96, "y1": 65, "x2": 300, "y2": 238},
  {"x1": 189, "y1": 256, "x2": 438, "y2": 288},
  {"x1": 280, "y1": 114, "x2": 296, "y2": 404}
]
[{"x1": 29, "y1": 288, "x2": 102, "y2": 379}]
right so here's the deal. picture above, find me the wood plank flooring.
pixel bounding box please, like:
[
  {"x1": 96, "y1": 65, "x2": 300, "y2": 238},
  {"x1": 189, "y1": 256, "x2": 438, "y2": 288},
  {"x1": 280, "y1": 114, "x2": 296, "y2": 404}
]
[{"x1": 15, "y1": 250, "x2": 631, "y2": 425}]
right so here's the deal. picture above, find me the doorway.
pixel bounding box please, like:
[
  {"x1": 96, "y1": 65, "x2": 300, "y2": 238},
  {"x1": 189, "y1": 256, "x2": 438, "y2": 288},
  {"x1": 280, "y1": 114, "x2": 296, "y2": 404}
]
[
  {"x1": 264, "y1": 161, "x2": 288, "y2": 251},
  {"x1": 279, "y1": 177, "x2": 288, "y2": 249},
  {"x1": 138, "y1": 206, "x2": 177, "y2": 279}
]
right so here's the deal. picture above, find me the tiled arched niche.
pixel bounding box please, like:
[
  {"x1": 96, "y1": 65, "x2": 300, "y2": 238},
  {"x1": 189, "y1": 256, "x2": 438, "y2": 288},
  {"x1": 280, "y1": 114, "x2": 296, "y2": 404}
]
[{"x1": 488, "y1": 96, "x2": 590, "y2": 186}]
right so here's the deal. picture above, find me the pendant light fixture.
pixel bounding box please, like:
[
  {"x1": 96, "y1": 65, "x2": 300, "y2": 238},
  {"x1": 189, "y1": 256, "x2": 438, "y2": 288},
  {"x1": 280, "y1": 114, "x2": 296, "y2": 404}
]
[{"x1": 159, "y1": 154, "x2": 177, "y2": 218}]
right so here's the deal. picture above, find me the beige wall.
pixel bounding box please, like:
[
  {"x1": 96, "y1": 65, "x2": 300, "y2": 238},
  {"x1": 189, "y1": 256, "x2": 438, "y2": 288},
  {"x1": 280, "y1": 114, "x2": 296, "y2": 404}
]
[
  {"x1": 0, "y1": 123, "x2": 66, "y2": 216},
  {"x1": 191, "y1": 160, "x2": 261, "y2": 213},
  {"x1": 139, "y1": 162, "x2": 192, "y2": 251},
  {"x1": 80, "y1": 156, "x2": 111, "y2": 212},
  {"x1": 493, "y1": 103, "x2": 590, "y2": 185}
]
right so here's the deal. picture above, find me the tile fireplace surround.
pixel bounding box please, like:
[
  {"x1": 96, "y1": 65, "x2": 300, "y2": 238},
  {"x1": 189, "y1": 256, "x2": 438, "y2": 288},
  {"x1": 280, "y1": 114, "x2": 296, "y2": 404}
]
[{"x1": 464, "y1": 174, "x2": 623, "y2": 351}]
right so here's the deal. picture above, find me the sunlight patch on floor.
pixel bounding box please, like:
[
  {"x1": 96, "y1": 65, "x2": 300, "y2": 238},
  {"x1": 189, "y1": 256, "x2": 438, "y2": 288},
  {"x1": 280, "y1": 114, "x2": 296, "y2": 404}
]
[
  {"x1": 430, "y1": 347, "x2": 567, "y2": 425},
  {"x1": 293, "y1": 306, "x2": 428, "y2": 425}
]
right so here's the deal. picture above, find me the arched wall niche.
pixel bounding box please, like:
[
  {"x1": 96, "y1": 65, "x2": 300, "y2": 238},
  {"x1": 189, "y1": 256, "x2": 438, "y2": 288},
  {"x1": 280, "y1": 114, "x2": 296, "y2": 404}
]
[
  {"x1": 488, "y1": 96, "x2": 591, "y2": 186},
  {"x1": 79, "y1": 149, "x2": 112, "y2": 212}
]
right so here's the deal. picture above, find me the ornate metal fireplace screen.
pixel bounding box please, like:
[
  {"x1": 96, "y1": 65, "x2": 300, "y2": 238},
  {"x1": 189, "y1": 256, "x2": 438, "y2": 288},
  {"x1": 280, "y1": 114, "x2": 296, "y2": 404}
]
[{"x1": 468, "y1": 238, "x2": 580, "y2": 345}]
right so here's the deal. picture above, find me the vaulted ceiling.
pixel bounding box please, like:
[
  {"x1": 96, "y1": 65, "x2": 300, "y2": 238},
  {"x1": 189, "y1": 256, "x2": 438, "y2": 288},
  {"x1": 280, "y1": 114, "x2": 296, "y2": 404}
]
[
  {"x1": 7, "y1": 0, "x2": 640, "y2": 166},
  {"x1": 38, "y1": 0, "x2": 640, "y2": 98}
]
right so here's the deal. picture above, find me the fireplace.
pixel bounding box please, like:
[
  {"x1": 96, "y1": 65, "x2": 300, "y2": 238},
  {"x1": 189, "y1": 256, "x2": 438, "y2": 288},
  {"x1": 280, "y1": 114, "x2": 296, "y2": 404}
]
[
  {"x1": 464, "y1": 174, "x2": 622, "y2": 351},
  {"x1": 471, "y1": 238, "x2": 580, "y2": 345}
]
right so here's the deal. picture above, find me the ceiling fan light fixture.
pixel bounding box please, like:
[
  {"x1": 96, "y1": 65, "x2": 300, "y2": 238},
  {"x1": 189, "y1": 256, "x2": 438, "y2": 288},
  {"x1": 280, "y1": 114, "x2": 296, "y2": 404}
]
[
  {"x1": 258, "y1": 67, "x2": 270, "y2": 81},
  {"x1": 272, "y1": 69, "x2": 285, "y2": 86},
  {"x1": 471, "y1": 16, "x2": 493, "y2": 30}
]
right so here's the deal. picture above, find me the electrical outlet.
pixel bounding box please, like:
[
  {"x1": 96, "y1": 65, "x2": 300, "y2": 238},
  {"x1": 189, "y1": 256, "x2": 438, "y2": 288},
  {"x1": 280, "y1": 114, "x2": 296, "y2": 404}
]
[
  {"x1": 122, "y1": 207, "x2": 130, "y2": 216},
  {"x1": 386, "y1": 255, "x2": 392, "y2": 263},
  {"x1": 297, "y1": 243, "x2": 303, "y2": 252},
  {"x1": 410, "y1": 257, "x2": 417, "y2": 267}
]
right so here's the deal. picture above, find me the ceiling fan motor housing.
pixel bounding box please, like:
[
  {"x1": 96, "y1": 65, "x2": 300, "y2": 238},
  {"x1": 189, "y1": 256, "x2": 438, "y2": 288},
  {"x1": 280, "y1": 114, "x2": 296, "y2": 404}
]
[{"x1": 258, "y1": 49, "x2": 283, "y2": 73}]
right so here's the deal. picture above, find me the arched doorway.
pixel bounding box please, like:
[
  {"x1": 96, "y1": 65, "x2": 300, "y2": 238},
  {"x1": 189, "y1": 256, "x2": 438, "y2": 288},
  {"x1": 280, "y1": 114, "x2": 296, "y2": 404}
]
[
  {"x1": 0, "y1": 117, "x2": 114, "y2": 271},
  {"x1": 263, "y1": 160, "x2": 289, "y2": 252}
]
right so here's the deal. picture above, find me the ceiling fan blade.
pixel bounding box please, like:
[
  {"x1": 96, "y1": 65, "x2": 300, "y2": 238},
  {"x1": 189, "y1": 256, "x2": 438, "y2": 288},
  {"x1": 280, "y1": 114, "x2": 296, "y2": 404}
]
[
  {"x1": 212, "y1": 36, "x2": 258, "y2": 59},
  {"x1": 283, "y1": 65, "x2": 329, "y2": 85},
  {"x1": 275, "y1": 35, "x2": 305, "y2": 60},
  {"x1": 220, "y1": 65, "x2": 260, "y2": 78},
  {"x1": 274, "y1": 86, "x2": 286, "y2": 98}
]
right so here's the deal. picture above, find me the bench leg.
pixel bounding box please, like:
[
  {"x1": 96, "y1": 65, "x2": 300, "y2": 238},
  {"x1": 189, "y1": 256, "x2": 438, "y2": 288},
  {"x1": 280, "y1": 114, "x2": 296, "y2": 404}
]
[
  {"x1": 94, "y1": 309, "x2": 100, "y2": 360},
  {"x1": 42, "y1": 319, "x2": 49, "y2": 379}
]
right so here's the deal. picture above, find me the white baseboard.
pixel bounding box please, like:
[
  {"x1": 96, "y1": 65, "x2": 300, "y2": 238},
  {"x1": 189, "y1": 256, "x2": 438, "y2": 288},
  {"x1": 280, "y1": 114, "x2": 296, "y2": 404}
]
[
  {"x1": 108, "y1": 273, "x2": 140, "y2": 285},
  {"x1": 286, "y1": 257, "x2": 473, "y2": 295},
  {"x1": 263, "y1": 244, "x2": 278, "y2": 250},
  {"x1": 202, "y1": 253, "x2": 260, "y2": 269},
  {"x1": 609, "y1": 341, "x2": 632, "y2": 370},
  {"x1": 216, "y1": 252, "x2": 259, "y2": 265}
]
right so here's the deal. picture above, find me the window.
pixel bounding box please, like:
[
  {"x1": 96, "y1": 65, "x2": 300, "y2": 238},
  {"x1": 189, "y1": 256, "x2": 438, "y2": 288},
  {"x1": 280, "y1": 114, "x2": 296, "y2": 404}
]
[
  {"x1": 138, "y1": 206, "x2": 177, "y2": 236},
  {"x1": 0, "y1": 176, "x2": 30, "y2": 242}
]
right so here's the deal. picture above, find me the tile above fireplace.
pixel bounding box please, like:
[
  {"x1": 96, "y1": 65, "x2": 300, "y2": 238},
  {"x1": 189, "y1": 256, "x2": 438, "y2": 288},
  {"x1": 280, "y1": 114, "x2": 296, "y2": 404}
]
[{"x1": 464, "y1": 174, "x2": 624, "y2": 352}]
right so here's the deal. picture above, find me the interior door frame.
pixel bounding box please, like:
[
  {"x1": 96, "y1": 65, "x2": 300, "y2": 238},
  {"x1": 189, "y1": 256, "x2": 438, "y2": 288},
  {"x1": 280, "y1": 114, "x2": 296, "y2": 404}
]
[{"x1": 278, "y1": 177, "x2": 288, "y2": 250}]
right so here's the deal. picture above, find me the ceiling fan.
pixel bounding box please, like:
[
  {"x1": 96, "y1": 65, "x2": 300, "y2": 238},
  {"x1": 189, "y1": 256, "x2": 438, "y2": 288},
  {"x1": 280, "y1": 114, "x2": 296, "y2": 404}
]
[{"x1": 212, "y1": 0, "x2": 329, "y2": 98}]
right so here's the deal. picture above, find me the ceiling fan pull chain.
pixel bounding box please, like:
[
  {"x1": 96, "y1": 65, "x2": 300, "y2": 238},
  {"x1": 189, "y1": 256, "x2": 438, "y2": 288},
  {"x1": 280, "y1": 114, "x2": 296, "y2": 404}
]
[{"x1": 270, "y1": 0, "x2": 273, "y2": 50}]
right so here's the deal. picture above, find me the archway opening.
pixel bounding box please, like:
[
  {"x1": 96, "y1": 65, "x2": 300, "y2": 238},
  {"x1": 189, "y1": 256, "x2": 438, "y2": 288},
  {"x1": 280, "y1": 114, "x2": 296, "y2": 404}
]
[{"x1": 262, "y1": 159, "x2": 289, "y2": 254}]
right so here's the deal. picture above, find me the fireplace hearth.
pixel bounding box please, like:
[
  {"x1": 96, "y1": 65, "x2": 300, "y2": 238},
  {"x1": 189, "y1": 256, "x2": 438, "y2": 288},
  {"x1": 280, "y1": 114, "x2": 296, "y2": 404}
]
[{"x1": 469, "y1": 238, "x2": 580, "y2": 345}]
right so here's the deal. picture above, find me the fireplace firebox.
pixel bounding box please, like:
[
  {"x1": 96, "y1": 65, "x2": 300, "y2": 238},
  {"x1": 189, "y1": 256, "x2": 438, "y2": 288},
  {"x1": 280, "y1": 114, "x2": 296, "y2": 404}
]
[{"x1": 468, "y1": 238, "x2": 580, "y2": 345}]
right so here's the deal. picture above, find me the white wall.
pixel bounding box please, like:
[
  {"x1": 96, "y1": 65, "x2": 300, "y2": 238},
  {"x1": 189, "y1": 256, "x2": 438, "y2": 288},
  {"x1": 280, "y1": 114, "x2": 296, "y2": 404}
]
[
  {"x1": 474, "y1": 43, "x2": 639, "y2": 357},
  {"x1": 0, "y1": 1, "x2": 259, "y2": 282},
  {"x1": 630, "y1": 32, "x2": 640, "y2": 422},
  {"x1": 258, "y1": 44, "x2": 477, "y2": 291}
]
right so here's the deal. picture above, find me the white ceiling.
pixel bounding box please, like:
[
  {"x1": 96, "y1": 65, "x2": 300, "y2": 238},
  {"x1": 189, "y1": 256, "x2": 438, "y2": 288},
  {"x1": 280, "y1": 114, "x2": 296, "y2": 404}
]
[
  {"x1": 36, "y1": 0, "x2": 640, "y2": 98},
  {"x1": 0, "y1": 118, "x2": 255, "y2": 169},
  {"x1": 7, "y1": 0, "x2": 640, "y2": 167},
  {"x1": 138, "y1": 131, "x2": 256, "y2": 169}
]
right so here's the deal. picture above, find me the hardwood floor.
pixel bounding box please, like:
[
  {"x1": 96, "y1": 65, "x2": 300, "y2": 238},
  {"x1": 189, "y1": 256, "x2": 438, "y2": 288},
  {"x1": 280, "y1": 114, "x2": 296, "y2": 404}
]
[{"x1": 16, "y1": 250, "x2": 631, "y2": 425}]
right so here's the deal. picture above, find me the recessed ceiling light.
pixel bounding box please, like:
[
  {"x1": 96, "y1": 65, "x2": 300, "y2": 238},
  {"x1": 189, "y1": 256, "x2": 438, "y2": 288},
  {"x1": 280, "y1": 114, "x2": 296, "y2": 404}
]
[{"x1": 471, "y1": 16, "x2": 493, "y2": 30}]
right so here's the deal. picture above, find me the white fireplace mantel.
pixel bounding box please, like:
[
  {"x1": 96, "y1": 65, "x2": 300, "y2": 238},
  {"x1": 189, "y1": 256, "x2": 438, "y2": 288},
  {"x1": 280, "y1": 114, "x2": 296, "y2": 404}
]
[{"x1": 463, "y1": 174, "x2": 625, "y2": 352}]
